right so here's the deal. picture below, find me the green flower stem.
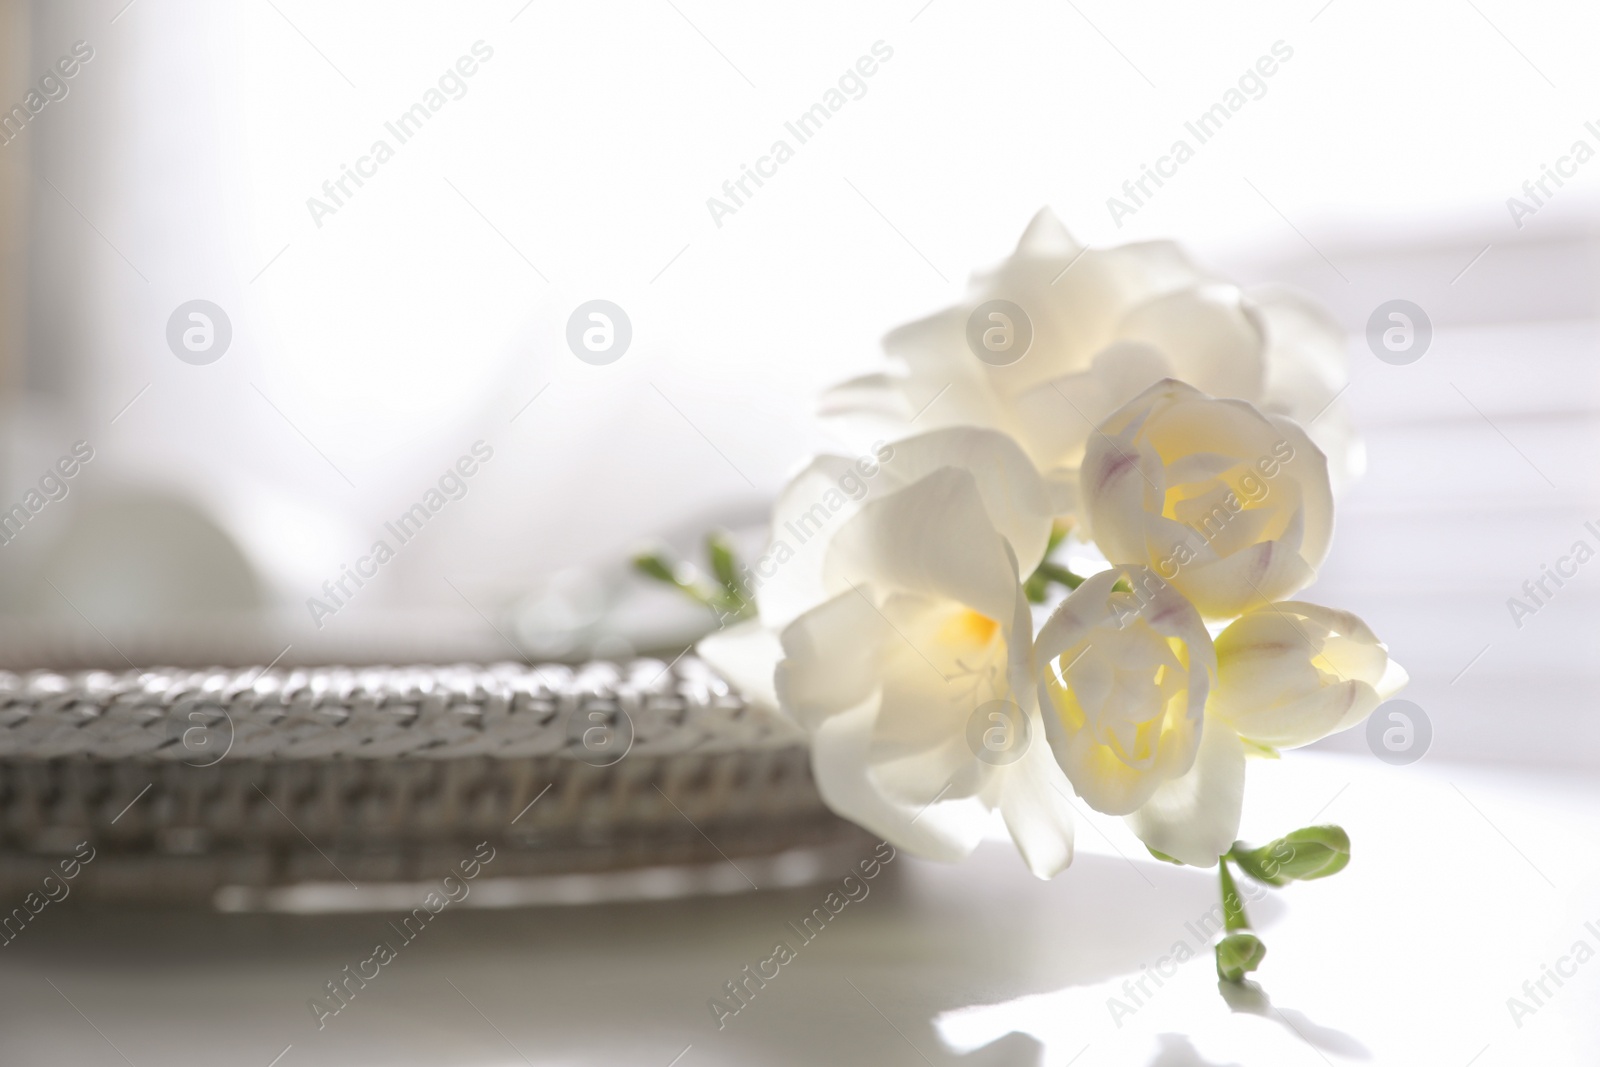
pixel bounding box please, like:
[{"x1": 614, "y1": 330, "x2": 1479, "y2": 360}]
[
  {"x1": 1023, "y1": 558, "x2": 1089, "y2": 602},
  {"x1": 1214, "y1": 855, "x2": 1267, "y2": 981},
  {"x1": 633, "y1": 549, "x2": 750, "y2": 621},
  {"x1": 1036, "y1": 562, "x2": 1086, "y2": 589},
  {"x1": 1218, "y1": 857, "x2": 1250, "y2": 932}
]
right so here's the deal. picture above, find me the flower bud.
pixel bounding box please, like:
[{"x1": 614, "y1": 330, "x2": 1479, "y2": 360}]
[
  {"x1": 1209, "y1": 602, "x2": 1406, "y2": 750},
  {"x1": 1214, "y1": 931, "x2": 1267, "y2": 982},
  {"x1": 1230, "y1": 825, "x2": 1350, "y2": 886}
]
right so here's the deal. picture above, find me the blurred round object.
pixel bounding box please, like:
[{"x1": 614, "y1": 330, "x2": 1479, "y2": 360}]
[
  {"x1": 28, "y1": 492, "x2": 262, "y2": 623},
  {"x1": 511, "y1": 567, "x2": 613, "y2": 659}
]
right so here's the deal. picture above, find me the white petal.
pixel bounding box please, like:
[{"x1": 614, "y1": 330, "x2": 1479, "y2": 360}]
[
  {"x1": 883, "y1": 429, "x2": 1056, "y2": 577},
  {"x1": 1041, "y1": 469, "x2": 1080, "y2": 517},
  {"x1": 866, "y1": 629, "x2": 994, "y2": 804},
  {"x1": 1009, "y1": 341, "x2": 1174, "y2": 475},
  {"x1": 1014, "y1": 206, "x2": 1083, "y2": 259},
  {"x1": 1173, "y1": 279, "x2": 1361, "y2": 495},
  {"x1": 759, "y1": 455, "x2": 878, "y2": 630},
  {"x1": 1300, "y1": 403, "x2": 1367, "y2": 497},
  {"x1": 999, "y1": 716, "x2": 1077, "y2": 878},
  {"x1": 823, "y1": 465, "x2": 1022, "y2": 626},
  {"x1": 1126, "y1": 718, "x2": 1246, "y2": 868},
  {"x1": 1249, "y1": 285, "x2": 1349, "y2": 423},
  {"x1": 818, "y1": 372, "x2": 915, "y2": 423},
  {"x1": 1079, "y1": 421, "x2": 1162, "y2": 564},
  {"x1": 812, "y1": 699, "x2": 991, "y2": 863},
  {"x1": 1267, "y1": 414, "x2": 1335, "y2": 573},
  {"x1": 1375, "y1": 655, "x2": 1410, "y2": 701},
  {"x1": 1115, "y1": 284, "x2": 1266, "y2": 403},
  {"x1": 1331, "y1": 649, "x2": 1408, "y2": 735},
  {"x1": 967, "y1": 239, "x2": 1210, "y2": 397},
  {"x1": 696, "y1": 619, "x2": 786, "y2": 718},
  {"x1": 881, "y1": 307, "x2": 993, "y2": 385},
  {"x1": 1173, "y1": 540, "x2": 1318, "y2": 620},
  {"x1": 759, "y1": 428, "x2": 1053, "y2": 629},
  {"x1": 776, "y1": 591, "x2": 888, "y2": 734},
  {"x1": 778, "y1": 591, "x2": 994, "y2": 851}
]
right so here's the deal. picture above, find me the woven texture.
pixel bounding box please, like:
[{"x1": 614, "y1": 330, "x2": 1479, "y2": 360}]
[{"x1": 0, "y1": 659, "x2": 867, "y2": 903}]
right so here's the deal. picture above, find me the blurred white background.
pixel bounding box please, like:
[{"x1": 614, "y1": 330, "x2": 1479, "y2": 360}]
[{"x1": 0, "y1": 0, "x2": 1596, "y2": 771}]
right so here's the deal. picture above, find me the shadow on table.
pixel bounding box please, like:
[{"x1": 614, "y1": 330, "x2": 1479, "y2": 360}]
[
  {"x1": 0, "y1": 840, "x2": 1360, "y2": 1066},
  {"x1": 1219, "y1": 980, "x2": 1372, "y2": 1060}
]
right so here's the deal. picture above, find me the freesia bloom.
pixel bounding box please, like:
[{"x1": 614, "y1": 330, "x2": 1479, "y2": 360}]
[
  {"x1": 1081, "y1": 379, "x2": 1333, "y2": 621},
  {"x1": 821, "y1": 209, "x2": 1363, "y2": 513},
  {"x1": 700, "y1": 426, "x2": 1055, "y2": 715},
  {"x1": 773, "y1": 466, "x2": 1076, "y2": 878},
  {"x1": 1033, "y1": 566, "x2": 1216, "y2": 820}
]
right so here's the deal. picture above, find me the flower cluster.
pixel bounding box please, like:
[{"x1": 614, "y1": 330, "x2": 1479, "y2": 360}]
[{"x1": 678, "y1": 210, "x2": 1406, "y2": 975}]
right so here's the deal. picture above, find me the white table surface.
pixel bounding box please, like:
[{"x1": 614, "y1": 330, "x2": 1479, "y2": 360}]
[{"x1": 1, "y1": 750, "x2": 1595, "y2": 1067}]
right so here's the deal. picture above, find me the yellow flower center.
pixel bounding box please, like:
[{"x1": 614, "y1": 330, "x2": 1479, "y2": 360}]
[{"x1": 939, "y1": 609, "x2": 999, "y2": 649}]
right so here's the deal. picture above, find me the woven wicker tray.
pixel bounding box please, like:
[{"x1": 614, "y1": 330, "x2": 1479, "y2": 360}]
[{"x1": 0, "y1": 658, "x2": 869, "y2": 905}]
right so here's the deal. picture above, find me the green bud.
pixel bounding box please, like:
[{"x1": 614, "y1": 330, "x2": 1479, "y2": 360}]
[
  {"x1": 1214, "y1": 931, "x2": 1267, "y2": 982},
  {"x1": 633, "y1": 551, "x2": 681, "y2": 586},
  {"x1": 705, "y1": 531, "x2": 745, "y2": 602},
  {"x1": 1230, "y1": 825, "x2": 1351, "y2": 886},
  {"x1": 633, "y1": 550, "x2": 728, "y2": 615}
]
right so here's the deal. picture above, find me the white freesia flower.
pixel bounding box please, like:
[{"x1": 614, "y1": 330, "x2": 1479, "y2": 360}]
[
  {"x1": 773, "y1": 466, "x2": 1076, "y2": 878},
  {"x1": 1208, "y1": 601, "x2": 1409, "y2": 750},
  {"x1": 1081, "y1": 379, "x2": 1333, "y2": 621},
  {"x1": 699, "y1": 426, "x2": 1057, "y2": 717},
  {"x1": 1033, "y1": 566, "x2": 1216, "y2": 819},
  {"x1": 821, "y1": 209, "x2": 1361, "y2": 511}
]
